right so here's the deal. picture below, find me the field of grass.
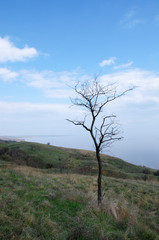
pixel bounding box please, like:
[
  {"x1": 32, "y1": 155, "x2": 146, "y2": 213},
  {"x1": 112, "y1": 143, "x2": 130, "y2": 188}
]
[{"x1": 0, "y1": 141, "x2": 159, "y2": 239}]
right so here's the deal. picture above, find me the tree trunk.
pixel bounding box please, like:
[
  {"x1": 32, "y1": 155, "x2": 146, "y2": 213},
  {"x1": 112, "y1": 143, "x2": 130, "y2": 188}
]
[{"x1": 96, "y1": 149, "x2": 102, "y2": 205}]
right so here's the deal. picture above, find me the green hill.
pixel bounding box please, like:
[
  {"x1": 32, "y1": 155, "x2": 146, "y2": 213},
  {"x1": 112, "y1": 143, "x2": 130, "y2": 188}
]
[
  {"x1": 0, "y1": 140, "x2": 157, "y2": 180},
  {"x1": 0, "y1": 141, "x2": 159, "y2": 240}
]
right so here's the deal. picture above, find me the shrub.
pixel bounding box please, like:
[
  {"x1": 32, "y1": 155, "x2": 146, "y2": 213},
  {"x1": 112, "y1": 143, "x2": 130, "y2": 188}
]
[
  {"x1": 153, "y1": 170, "x2": 159, "y2": 176},
  {"x1": 142, "y1": 168, "x2": 150, "y2": 174},
  {"x1": 142, "y1": 174, "x2": 148, "y2": 181},
  {"x1": 0, "y1": 147, "x2": 9, "y2": 155}
]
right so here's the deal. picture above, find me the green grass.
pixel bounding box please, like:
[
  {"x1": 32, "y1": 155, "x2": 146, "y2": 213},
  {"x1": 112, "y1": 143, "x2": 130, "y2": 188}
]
[
  {"x1": 0, "y1": 141, "x2": 159, "y2": 239},
  {"x1": 0, "y1": 165, "x2": 159, "y2": 239}
]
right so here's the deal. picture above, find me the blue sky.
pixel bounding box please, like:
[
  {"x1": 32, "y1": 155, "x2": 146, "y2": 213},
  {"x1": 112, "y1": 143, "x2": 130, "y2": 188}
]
[{"x1": 0, "y1": 0, "x2": 159, "y2": 168}]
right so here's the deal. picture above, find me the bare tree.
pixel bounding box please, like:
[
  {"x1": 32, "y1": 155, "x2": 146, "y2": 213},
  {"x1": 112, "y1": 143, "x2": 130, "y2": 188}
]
[{"x1": 67, "y1": 77, "x2": 133, "y2": 205}]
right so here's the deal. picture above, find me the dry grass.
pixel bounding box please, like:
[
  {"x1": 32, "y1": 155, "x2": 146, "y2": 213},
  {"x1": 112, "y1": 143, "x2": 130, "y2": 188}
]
[{"x1": 0, "y1": 163, "x2": 159, "y2": 239}]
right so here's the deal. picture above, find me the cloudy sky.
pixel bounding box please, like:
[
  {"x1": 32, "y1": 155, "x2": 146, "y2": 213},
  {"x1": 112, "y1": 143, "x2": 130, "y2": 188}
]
[{"x1": 0, "y1": 0, "x2": 159, "y2": 168}]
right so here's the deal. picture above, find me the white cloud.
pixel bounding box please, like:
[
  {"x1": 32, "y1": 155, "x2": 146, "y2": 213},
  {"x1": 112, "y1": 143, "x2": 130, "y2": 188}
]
[
  {"x1": 125, "y1": 10, "x2": 135, "y2": 19},
  {"x1": 23, "y1": 67, "x2": 159, "y2": 106},
  {"x1": 21, "y1": 70, "x2": 78, "y2": 89},
  {"x1": 100, "y1": 68, "x2": 159, "y2": 104},
  {"x1": 0, "y1": 101, "x2": 84, "y2": 127},
  {"x1": 0, "y1": 36, "x2": 38, "y2": 62},
  {"x1": 20, "y1": 69, "x2": 87, "y2": 98},
  {"x1": 0, "y1": 67, "x2": 83, "y2": 99},
  {"x1": 113, "y1": 61, "x2": 133, "y2": 69},
  {"x1": 99, "y1": 57, "x2": 116, "y2": 67},
  {"x1": 0, "y1": 101, "x2": 70, "y2": 114},
  {"x1": 1, "y1": 65, "x2": 159, "y2": 106},
  {"x1": 0, "y1": 67, "x2": 19, "y2": 81},
  {"x1": 0, "y1": 100, "x2": 85, "y2": 137},
  {"x1": 120, "y1": 10, "x2": 144, "y2": 29}
]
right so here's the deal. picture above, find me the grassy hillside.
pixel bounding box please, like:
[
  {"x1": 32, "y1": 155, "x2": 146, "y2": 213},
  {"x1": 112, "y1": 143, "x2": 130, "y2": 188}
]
[
  {"x1": 0, "y1": 141, "x2": 159, "y2": 239},
  {"x1": 0, "y1": 141, "x2": 158, "y2": 181},
  {"x1": 0, "y1": 164, "x2": 159, "y2": 240}
]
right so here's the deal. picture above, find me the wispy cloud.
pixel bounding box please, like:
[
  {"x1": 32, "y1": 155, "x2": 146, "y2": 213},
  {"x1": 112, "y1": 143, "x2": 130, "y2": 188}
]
[
  {"x1": 20, "y1": 69, "x2": 78, "y2": 89},
  {"x1": 99, "y1": 57, "x2": 116, "y2": 67},
  {"x1": 0, "y1": 67, "x2": 88, "y2": 99},
  {"x1": 20, "y1": 69, "x2": 82, "y2": 98},
  {"x1": 1, "y1": 64, "x2": 159, "y2": 106},
  {"x1": 155, "y1": 15, "x2": 159, "y2": 24},
  {"x1": 0, "y1": 68, "x2": 19, "y2": 81},
  {"x1": 113, "y1": 61, "x2": 133, "y2": 69},
  {"x1": 120, "y1": 9, "x2": 143, "y2": 29},
  {"x1": 100, "y1": 68, "x2": 159, "y2": 105},
  {"x1": 0, "y1": 36, "x2": 38, "y2": 62},
  {"x1": 0, "y1": 101, "x2": 69, "y2": 114}
]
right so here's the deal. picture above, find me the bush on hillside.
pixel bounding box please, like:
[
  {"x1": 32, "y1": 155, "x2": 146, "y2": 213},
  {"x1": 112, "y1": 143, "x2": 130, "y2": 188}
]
[
  {"x1": 142, "y1": 168, "x2": 150, "y2": 174},
  {"x1": 153, "y1": 170, "x2": 159, "y2": 176}
]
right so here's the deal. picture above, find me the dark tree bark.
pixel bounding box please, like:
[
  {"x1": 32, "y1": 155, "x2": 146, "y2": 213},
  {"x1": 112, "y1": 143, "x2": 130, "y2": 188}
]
[
  {"x1": 67, "y1": 77, "x2": 133, "y2": 205},
  {"x1": 96, "y1": 148, "x2": 102, "y2": 204}
]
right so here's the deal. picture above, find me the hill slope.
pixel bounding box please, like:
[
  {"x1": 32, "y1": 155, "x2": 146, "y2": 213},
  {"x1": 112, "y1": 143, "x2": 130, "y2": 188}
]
[
  {"x1": 0, "y1": 140, "x2": 157, "y2": 180},
  {"x1": 0, "y1": 141, "x2": 159, "y2": 239},
  {"x1": 0, "y1": 163, "x2": 159, "y2": 239}
]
